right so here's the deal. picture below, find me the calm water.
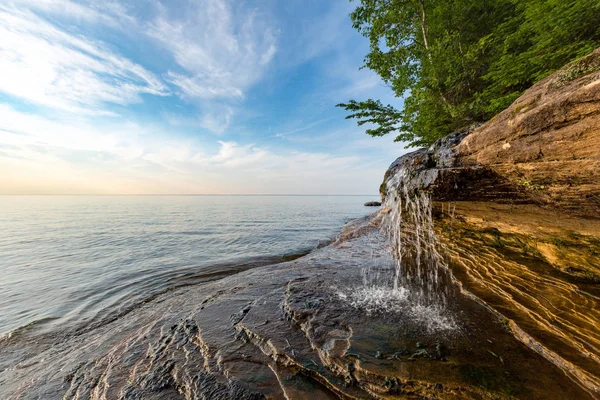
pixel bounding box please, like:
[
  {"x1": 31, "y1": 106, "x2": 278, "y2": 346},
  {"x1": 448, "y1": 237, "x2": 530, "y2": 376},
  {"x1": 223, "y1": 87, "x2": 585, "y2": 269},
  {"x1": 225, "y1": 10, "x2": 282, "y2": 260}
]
[{"x1": 0, "y1": 195, "x2": 376, "y2": 337}]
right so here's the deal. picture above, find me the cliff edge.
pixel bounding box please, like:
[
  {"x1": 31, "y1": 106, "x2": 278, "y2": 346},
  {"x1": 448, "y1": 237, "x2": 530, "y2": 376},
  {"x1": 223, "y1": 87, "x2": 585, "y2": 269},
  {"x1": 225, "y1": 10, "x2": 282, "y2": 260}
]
[{"x1": 382, "y1": 48, "x2": 600, "y2": 395}]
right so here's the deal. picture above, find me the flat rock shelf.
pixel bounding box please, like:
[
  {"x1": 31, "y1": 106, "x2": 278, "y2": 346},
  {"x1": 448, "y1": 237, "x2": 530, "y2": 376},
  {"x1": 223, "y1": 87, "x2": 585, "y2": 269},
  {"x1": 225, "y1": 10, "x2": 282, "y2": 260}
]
[{"x1": 0, "y1": 213, "x2": 591, "y2": 399}]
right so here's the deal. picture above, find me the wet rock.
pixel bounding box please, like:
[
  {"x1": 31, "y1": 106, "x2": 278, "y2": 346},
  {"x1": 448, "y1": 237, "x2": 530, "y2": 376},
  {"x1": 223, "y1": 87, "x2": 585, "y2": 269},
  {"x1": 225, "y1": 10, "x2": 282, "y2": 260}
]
[
  {"x1": 408, "y1": 349, "x2": 429, "y2": 360},
  {"x1": 390, "y1": 349, "x2": 410, "y2": 359},
  {"x1": 0, "y1": 212, "x2": 595, "y2": 399},
  {"x1": 381, "y1": 48, "x2": 600, "y2": 397},
  {"x1": 230, "y1": 303, "x2": 252, "y2": 325},
  {"x1": 364, "y1": 201, "x2": 382, "y2": 207},
  {"x1": 432, "y1": 342, "x2": 447, "y2": 361}
]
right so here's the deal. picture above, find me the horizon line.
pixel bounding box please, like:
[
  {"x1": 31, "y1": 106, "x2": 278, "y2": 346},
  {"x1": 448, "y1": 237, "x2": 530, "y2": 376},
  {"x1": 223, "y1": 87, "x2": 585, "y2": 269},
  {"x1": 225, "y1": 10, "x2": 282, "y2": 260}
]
[{"x1": 0, "y1": 193, "x2": 380, "y2": 197}]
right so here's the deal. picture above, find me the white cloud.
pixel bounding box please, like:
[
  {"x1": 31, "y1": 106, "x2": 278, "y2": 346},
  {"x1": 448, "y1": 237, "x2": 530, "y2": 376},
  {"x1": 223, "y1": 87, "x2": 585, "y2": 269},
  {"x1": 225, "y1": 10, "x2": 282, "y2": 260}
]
[
  {"x1": 0, "y1": 4, "x2": 168, "y2": 115},
  {"x1": 0, "y1": 1, "x2": 398, "y2": 194},
  {"x1": 0, "y1": 104, "x2": 146, "y2": 159},
  {"x1": 146, "y1": 0, "x2": 277, "y2": 101},
  {"x1": 162, "y1": 104, "x2": 235, "y2": 135},
  {"x1": 198, "y1": 104, "x2": 235, "y2": 134},
  {"x1": 0, "y1": 105, "x2": 382, "y2": 194},
  {"x1": 9, "y1": 0, "x2": 135, "y2": 28}
]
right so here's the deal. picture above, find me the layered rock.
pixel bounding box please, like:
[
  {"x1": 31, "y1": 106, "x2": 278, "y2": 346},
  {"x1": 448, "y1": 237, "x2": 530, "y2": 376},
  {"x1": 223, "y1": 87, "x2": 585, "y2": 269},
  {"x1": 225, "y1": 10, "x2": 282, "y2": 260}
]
[
  {"x1": 383, "y1": 48, "x2": 600, "y2": 216},
  {"x1": 382, "y1": 48, "x2": 600, "y2": 396}
]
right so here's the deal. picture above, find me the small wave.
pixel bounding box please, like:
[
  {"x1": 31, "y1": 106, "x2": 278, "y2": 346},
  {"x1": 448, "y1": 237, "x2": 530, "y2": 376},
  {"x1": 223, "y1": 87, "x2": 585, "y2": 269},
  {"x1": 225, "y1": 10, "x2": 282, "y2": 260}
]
[
  {"x1": 20, "y1": 251, "x2": 314, "y2": 342},
  {"x1": 0, "y1": 316, "x2": 60, "y2": 344}
]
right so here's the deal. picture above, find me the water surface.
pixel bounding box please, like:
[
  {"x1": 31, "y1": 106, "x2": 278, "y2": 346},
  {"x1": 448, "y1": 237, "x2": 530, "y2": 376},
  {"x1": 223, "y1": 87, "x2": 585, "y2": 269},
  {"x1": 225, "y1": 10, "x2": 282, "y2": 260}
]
[{"x1": 0, "y1": 195, "x2": 376, "y2": 337}]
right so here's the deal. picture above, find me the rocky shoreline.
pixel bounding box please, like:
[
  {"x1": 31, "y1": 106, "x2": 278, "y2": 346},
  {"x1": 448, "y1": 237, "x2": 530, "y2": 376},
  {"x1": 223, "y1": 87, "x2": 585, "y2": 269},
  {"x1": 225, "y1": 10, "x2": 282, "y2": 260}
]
[{"x1": 0, "y1": 211, "x2": 593, "y2": 399}]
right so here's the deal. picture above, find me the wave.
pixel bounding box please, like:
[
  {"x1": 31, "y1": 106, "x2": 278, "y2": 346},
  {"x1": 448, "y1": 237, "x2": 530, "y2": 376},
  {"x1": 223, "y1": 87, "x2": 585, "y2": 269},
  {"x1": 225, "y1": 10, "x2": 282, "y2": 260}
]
[{"x1": 0, "y1": 250, "x2": 312, "y2": 347}]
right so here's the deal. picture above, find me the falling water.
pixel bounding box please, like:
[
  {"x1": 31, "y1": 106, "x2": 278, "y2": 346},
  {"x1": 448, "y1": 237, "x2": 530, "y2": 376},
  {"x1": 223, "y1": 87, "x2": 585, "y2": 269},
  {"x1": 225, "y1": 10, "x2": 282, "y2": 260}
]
[
  {"x1": 381, "y1": 170, "x2": 451, "y2": 307},
  {"x1": 336, "y1": 168, "x2": 457, "y2": 332}
]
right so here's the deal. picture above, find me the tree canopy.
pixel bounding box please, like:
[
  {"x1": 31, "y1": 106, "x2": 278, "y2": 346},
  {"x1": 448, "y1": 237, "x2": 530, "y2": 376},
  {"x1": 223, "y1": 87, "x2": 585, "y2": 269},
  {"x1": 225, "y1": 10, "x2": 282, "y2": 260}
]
[{"x1": 338, "y1": 0, "x2": 600, "y2": 147}]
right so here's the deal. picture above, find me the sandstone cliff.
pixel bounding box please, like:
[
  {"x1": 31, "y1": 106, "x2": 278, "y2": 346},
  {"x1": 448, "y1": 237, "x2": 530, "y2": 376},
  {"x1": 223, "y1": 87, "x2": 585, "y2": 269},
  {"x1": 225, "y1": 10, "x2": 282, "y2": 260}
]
[{"x1": 382, "y1": 48, "x2": 600, "y2": 396}]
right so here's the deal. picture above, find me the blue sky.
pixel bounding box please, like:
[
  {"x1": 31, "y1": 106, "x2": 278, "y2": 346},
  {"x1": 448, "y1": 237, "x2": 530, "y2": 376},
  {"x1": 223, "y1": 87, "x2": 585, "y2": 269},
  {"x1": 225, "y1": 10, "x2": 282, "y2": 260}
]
[{"x1": 0, "y1": 0, "x2": 407, "y2": 194}]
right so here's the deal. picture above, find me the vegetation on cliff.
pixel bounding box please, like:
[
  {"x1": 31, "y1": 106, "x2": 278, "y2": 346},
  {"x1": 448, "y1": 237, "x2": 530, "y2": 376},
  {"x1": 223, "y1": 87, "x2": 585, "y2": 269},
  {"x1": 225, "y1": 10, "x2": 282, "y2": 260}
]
[{"x1": 337, "y1": 0, "x2": 600, "y2": 147}]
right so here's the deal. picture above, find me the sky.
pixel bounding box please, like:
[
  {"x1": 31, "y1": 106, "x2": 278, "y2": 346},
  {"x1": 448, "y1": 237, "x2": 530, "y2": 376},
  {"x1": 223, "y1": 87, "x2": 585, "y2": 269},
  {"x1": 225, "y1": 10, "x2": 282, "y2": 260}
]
[{"x1": 0, "y1": 0, "x2": 407, "y2": 195}]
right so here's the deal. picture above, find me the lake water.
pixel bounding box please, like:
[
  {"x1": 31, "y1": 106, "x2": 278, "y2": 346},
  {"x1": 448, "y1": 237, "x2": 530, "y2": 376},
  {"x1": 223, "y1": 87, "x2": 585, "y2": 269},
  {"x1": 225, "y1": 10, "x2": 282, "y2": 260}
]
[{"x1": 0, "y1": 195, "x2": 376, "y2": 337}]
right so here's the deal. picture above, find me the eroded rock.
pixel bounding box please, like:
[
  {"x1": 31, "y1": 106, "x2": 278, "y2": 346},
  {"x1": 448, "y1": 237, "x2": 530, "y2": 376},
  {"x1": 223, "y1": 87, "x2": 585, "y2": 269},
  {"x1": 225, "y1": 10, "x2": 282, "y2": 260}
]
[
  {"x1": 381, "y1": 48, "x2": 600, "y2": 397},
  {"x1": 0, "y1": 213, "x2": 591, "y2": 399}
]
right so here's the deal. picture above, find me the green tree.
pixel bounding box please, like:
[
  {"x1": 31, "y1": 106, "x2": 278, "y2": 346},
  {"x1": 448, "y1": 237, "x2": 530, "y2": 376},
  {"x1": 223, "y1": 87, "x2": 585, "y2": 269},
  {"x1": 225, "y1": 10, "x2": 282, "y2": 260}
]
[
  {"x1": 339, "y1": 0, "x2": 600, "y2": 147},
  {"x1": 483, "y1": 0, "x2": 600, "y2": 113}
]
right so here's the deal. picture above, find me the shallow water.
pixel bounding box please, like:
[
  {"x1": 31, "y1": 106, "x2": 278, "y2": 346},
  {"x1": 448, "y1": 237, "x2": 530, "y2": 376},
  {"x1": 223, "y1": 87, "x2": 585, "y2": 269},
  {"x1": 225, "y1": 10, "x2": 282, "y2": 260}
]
[{"x1": 0, "y1": 195, "x2": 375, "y2": 338}]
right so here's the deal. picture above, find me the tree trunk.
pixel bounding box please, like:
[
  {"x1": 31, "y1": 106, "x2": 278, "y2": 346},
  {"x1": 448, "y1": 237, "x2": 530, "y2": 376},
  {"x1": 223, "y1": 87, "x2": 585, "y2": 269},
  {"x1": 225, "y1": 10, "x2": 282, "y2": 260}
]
[{"x1": 417, "y1": 0, "x2": 454, "y2": 115}]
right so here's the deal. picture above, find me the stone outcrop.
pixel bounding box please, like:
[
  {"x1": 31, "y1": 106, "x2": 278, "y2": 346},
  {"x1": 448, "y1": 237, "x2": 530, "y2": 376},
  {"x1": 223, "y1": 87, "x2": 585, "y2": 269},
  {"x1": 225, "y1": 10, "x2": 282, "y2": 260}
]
[
  {"x1": 382, "y1": 48, "x2": 600, "y2": 396},
  {"x1": 382, "y1": 48, "x2": 600, "y2": 217}
]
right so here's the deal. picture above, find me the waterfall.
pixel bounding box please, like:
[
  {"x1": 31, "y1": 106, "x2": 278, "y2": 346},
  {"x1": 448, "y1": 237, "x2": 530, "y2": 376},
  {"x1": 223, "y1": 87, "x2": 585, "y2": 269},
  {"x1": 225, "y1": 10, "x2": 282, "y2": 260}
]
[
  {"x1": 382, "y1": 170, "x2": 451, "y2": 308},
  {"x1": 335, "y1": 166, "x2": 457, "y2": 333}
]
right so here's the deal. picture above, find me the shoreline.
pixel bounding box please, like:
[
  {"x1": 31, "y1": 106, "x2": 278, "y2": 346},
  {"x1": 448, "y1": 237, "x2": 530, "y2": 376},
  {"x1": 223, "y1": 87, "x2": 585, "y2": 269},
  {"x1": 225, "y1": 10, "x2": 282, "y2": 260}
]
[
  {"x1": 0, "y1": 248, "x2": 320, "y2": 342},
  {"x1": 1, "y1": 212, "x2": 591, "y2": 399}
]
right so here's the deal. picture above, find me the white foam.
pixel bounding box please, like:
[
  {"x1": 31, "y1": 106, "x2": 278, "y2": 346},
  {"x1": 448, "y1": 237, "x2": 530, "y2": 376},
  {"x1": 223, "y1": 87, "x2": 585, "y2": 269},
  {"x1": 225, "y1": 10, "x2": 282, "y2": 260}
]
[
  {"x1": 336, "y1": 286, "x2": 457, "y2": 333},
  {"x1": 409, "y1": 304, "x2": 458, "y2": 333}
]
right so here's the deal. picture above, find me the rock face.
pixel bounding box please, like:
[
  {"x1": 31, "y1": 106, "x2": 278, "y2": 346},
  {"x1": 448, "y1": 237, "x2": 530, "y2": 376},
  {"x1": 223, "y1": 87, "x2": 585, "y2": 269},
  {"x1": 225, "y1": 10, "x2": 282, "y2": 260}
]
[
  {"x1": 382, "y1": 48, "x2": 600, "y2": 396},
  {"x1": 383, "y1": 48, "x2": 600, "y2": 217}
]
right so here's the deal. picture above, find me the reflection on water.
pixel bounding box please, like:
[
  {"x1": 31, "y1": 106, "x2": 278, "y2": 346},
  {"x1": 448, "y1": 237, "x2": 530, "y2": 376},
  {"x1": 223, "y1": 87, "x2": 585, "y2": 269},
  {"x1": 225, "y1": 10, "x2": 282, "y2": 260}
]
[{"x1": 0, "y1": 195, "x2": 375, "y2": 337}]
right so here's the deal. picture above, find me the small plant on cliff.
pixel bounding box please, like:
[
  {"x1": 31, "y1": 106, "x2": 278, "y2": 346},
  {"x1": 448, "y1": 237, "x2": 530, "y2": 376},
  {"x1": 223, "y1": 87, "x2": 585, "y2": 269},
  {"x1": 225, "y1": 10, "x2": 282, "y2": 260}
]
[
  {"x1": 555, "y1": 51, "x2": 600, "y2": 86},
  {"x1": 338, "y1": 0, "x2": 600, "y2": 147},
  {"x1": 517, "y1": 178, "x2": 546, "y2": 191}
]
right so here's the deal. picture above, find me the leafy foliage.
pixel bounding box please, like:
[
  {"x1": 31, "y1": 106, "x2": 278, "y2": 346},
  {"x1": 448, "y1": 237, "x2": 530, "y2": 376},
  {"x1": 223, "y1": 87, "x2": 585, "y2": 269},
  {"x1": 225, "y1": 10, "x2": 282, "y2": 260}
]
[
  {"x1": 336, "y1": 99, "x2": 402, "y2": 137},
  {"x1": 338, "y1": 0, "x2": 600, "y2": 147}
]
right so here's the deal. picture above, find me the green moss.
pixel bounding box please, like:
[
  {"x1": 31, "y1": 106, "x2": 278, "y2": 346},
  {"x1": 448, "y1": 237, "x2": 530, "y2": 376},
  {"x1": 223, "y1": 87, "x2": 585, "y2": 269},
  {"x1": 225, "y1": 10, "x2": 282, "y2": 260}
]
[
  {"x1": 379, "y1": 181, "x2": 387, "y2": 198},
  {"x1": 517, "y1": 178, "x2": 546, "y2": 191},
  {"x1": 564, "y1": 267, "x2": 600, "y2": 284},
  {"x1": 380, "y1": 170, "x2": 392, "y2": 199},
  {"x1": 491, "y1": 234, "x2": 505, "y2": 249},
  {"x1": 500, "y1": 318, "x2": 512, "y2": 332},
  {"x1": 514, "y1": 237, "x2": 542, "y2": 258},
  {"x1": 554, "y1": 52, "x2": 600, "y2": 86},
  {"x1": 547, "y1": 237, "x2": 568, "y2": 249},
  {"x1": 511, "y1": 98, "x2": 538, "y2": 116}
]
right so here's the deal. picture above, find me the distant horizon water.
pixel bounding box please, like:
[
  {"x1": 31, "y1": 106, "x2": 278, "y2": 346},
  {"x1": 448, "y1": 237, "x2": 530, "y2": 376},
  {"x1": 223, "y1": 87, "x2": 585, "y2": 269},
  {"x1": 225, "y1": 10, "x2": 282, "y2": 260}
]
[{"x1": 0, "y1": 194, "x2": 380, "y2": 197}]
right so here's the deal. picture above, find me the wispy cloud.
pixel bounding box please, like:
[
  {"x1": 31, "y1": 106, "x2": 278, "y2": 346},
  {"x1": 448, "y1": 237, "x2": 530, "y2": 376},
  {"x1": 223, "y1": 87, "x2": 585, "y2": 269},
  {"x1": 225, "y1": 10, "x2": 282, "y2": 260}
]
[
  {"x1": 0, "y1": 1, "x2": 400, "y2": 194},
  {"x1": 10, "y1": 0, "x2": 135, "y2": 28},
  {"x1": 147, "y1": 0, "x2": 277, "y2": 101},
  {"x1": 0, "y1": 105, "x2": 381, "y2": 194},
  {"x1": 0, "y1": 4, "x2": 169, "y2": 115},
  {"x1": 273, "y1": 116, "x2": 337, "y2": 138},
  {"x1": 163, "y1": 103, "x2": 235, "y2": 135}
]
